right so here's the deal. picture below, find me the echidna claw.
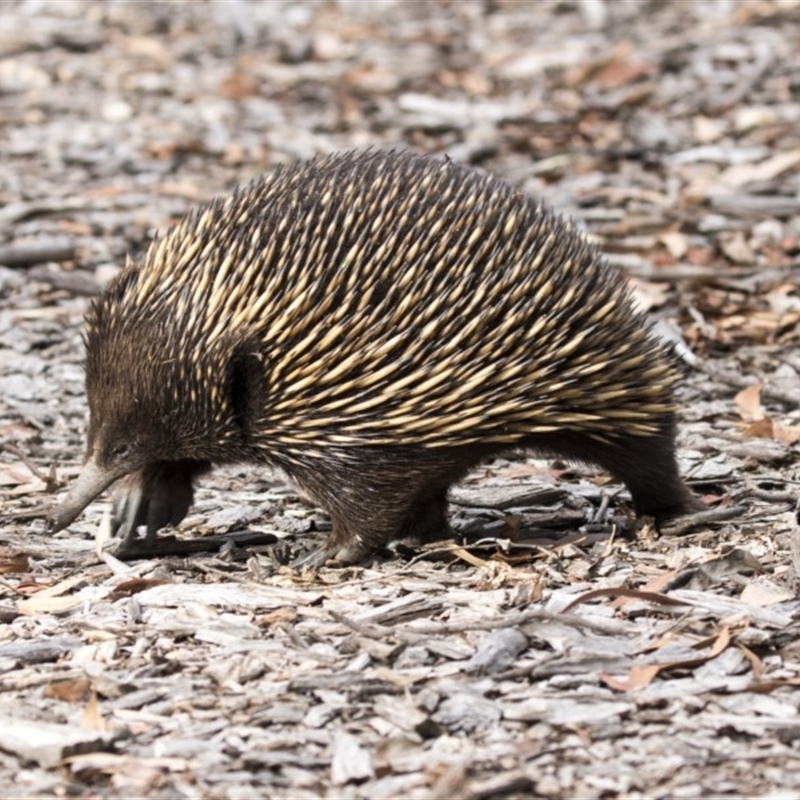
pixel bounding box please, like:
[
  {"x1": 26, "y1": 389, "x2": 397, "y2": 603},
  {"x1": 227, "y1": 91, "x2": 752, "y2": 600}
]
[
  {"x1": 292, "y1": 547, "x2": 336, "y2": 569},
  {"x1": 292, "y1": 541, "x2": 372, "y2": 569}
]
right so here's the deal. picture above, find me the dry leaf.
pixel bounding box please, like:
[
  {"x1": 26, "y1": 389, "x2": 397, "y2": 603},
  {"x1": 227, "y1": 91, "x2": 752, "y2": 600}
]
[
  {"x1": 743, "y1": 418, "x2": 800, "y2": 444},
  {"x1": 744, "y1": 418, "x2": 775, "y2": 439},
  {"x1": 256, "y1": 607, "x2": 299, "y2": 627},
  {"x1": 600, "y1": 663, "x2": 661, "y2": 692},
  {"x1": 738, "y1": 643, "x2": 765, "y2": 679},
  {"x1": 735, "y1": 385, "x2": 765, "y2": 422},
  {"x1": 0, "y1": 464, "x2": 36, "y2": 486},
  {"x1": 44, "y1": 678, "x2": 92, "y2": 703},
  {"x1": 740, "y1": 581, "x2": 794, "y2": 607},
  {"x1": 719, "y1": 149, "x2": 800, "y2": 187},
  {"x1": 17, "y1": 595, "x2": 82, "y2": 615},
  {"x1": 630, "y1": 280, "x2": 669, "y2": 312},
  {"x1": 614, "y1": 569, "x2": 679, "y2": 606},
  {"x1": 107, "y1": 578, "x2": 171, "y2": 600},
  {"x1": 33, "y1": 574, "x2": 87, "y2": 598},
  {"x1": 81, "y1": 693, "x2": 107, "y2": 732},
  {"x1": 771, "y1": 424, "x2": 800, "y2": 445},
  {"x1": 452, "y1": 547, "x2": 489, "y2": 567},
  {"x1": 0, "y1": 549, "x2": 30, "y2": 575},
  {"x1": 658, "y1": 231, "x2": 689, "y2": 259},
  {"x1": 562, "y1": 587, "x2": 689, "y2": 614}
]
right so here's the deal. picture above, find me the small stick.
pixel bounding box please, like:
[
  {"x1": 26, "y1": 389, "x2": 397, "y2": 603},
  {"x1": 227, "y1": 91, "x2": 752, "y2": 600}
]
[
  {"x1": 1, "y1": 444, "x2": 60, "y2": 493},
  {"x1": 0, "y1": 241, "x2": 76, "y2": 267}
]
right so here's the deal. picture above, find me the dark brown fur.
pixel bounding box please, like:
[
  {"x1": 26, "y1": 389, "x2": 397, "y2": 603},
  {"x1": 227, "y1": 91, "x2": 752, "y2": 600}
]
[{"x1": 51, "y1": 150, "x2": 703, "y2": 562}]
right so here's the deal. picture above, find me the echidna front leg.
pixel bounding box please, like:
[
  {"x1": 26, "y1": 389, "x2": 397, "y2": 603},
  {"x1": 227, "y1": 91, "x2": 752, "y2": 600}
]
[
  {"x1": 396, "y1": 491, "x2": 452, "y2": 544},
  {"x1": 112, "y1": 460, "x2": 209, "y2": 546},
  {"x1": 323, "y1": 490, "x2": 453, "y2": 563}
]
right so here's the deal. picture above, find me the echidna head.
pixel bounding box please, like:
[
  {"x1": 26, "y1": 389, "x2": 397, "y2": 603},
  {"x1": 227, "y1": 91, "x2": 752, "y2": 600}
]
[{"x1": 51, "y1": 295, "x2": 266, "y2": 533}]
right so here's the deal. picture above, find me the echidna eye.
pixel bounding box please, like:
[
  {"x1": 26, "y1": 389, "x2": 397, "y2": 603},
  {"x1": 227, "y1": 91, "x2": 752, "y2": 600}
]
[{"x1": 111, "y1": 443, "x2": 130, "y2": 459}]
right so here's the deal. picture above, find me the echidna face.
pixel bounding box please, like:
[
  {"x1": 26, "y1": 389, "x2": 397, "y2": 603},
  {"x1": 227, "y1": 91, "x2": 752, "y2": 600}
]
[
  {"x1": 49, "y1": 337, "x2": 234, "y2": 535},
  {"x1": 86, "y1": 406, "x2": 169, "y2": 479},
  {"x1": 84, "y1": 360, "x2": 218, "y2": 475},
  {"x1": 48, "y1": 405, "x2": 171, "y2": 537},
  {"x1": 83, "y1": 323, "x2": 264, "y2": 476}
]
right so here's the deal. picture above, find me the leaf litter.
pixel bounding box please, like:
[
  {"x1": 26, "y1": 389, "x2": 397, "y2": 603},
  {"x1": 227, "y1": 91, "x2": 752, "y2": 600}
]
[{"x1": 1, "y1": 0, "x2": 799, "y2": 797}]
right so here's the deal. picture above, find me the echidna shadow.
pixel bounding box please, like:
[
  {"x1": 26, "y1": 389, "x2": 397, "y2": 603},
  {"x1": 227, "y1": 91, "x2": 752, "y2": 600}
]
[{"x1": 51, "y1": 150, "x2": 704, "y2": 563}]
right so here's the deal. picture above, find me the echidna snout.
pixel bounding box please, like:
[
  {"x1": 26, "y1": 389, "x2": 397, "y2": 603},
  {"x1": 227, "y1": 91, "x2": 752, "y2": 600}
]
[{"x1": 50, "y1": 150, "x2": 703, "y2": 562}]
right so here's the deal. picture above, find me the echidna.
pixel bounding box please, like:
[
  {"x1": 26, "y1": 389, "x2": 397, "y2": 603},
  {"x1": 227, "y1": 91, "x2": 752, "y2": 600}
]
[{"x1": 51, "y1": 150, "x2": 702, "y2": 563}]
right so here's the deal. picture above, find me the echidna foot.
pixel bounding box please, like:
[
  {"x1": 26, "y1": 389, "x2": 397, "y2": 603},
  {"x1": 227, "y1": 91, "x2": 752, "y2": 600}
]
[
  {"x1": 111, "y1": 460, "x2": 208, "y2": 546},
  {"x1": 403, "y1": 493, "x2": 451, "y2": 544},
  {"x1": 293, "y1": 539, "x2": 374, "y2": 568},
  {"x1": 294, "y1": 492, "x2": 454, "y2": 567}
]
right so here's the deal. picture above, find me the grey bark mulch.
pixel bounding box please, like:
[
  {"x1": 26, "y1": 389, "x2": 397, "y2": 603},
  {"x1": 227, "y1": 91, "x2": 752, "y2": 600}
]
[{"x1": 1, "y1": 1, "x2": 799, "y2": 797}]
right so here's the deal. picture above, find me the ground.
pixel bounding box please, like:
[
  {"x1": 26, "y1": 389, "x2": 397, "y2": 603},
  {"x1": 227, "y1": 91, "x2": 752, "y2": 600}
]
[{"x1": 1, "y1": 1, "x2": 800, "y2": 797}]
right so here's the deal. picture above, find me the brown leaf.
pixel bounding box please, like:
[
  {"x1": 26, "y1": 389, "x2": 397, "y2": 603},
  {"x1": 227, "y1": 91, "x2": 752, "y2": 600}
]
[
  {"x1": 217, "y1": 72, "x2": 260, "y2": 99},
  {"x1": 738, "y1": 643, "x2": 765, "y2": 679},
  {"x1": 107, "y1": 578, "x2": 171, "y2": 600},
  {"x1": 0, "y1": 463, "x2": 36, "y2": 487},
  {"x1": 44, "y1": 678, "x2": 92, "y2": 703},
  {"x1": 636, "y1": 627, "x2": 733, "y2": 677},
  {"x1": 773, "y1": 424, "x2": 800, "y2": 445},
  {"x1": 744, "y1": 418, "x2": 774, "y2": 438},
  {"x1": 600, "y1": 663, "x2": 661, "y2": 692},
  {"x1": 735, "y1": 385, "x2": 765, "y2": 422},
  {"x1": 256, "y1": 607, "x2": 299, "y2": 628},
  {"x1": 0, "y1": 549, "x2": 30, "y2": 575},
  {"x1": 719, "y1": 149, "x2": 800, "y2": 188},
  {"x1": 81, "y1": 693, "x2": 107, "y2": 732},
  {"x1": 611, "y1": 570, "x2": 679, "y2": 609},
  {"x1": 684, "y1": 246, "x2": 716, "y2": 266},
  {"x1": 593, "y1": 58, "x2": 655, "y2": 89},
  {"x1": 743, "y1": 417, "x2": 800, "y2": 444},
  {"x1": 562, "y1": 587, "x2": 689, "y2": 614},
  {"x1": 745, "y1": 677, "x2": 800, "y2": 694},
  {"x1": 658, "y1": 231, "x2": 689, "y2": 259},
  {"x1": 452, "y1": 547, "x2": 489, "y2": 567},
  {"x1": 692, "y1": 626, "x2": 731, "y2": 658}
]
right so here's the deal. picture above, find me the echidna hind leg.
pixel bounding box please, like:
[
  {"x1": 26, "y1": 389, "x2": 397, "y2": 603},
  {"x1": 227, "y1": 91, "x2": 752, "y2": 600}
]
[
  {"x1": 308, "y1": 509, "x2": 411, "y2": 564},
  {"x1": 598, "y1": 426, "x2": 703, "y2": 522},
  {"x1": 616, "y1": 437, "x2": 705, "y2": 523},
  {"x1": 288, "y1": 475, "x2": 420, "y2": 564},
  {"x1": 534, "y1": 422, "x2": 703, "y2": 524}
]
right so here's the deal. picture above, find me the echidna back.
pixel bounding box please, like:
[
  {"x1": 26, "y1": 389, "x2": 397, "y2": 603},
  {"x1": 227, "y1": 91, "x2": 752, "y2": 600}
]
[{"x1": 160, "y1": 151, "x2": 676, "y2": 447}]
